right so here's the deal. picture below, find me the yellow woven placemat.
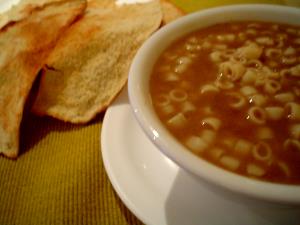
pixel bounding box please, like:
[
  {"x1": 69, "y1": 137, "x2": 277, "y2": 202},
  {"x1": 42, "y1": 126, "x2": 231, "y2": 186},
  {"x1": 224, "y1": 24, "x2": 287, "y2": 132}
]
[
  {"x1": 174, "y1": 0, "x2": 300, "y2": 12},
  {"x1": 0, "y1": 1, "x2": 297, "y2": 225},
  {"x1": 0, "y1": 113, "x2": 142, "y2": 225}
]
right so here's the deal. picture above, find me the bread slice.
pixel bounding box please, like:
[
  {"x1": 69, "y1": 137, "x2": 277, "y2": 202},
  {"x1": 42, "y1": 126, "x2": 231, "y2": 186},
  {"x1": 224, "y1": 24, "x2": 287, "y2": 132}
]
[
  {"x1": 0, "y1": 0, "x2": 87, "y2": 158},
  {"x1": 31, "y1": 0, "x2": 162, "y2": 123},
  {"x1": 160, "y1": 0, "x2": 185, "y2": 25},
  {"x1": 0, "y1": 0, "x2": 68, "y2": 29}
]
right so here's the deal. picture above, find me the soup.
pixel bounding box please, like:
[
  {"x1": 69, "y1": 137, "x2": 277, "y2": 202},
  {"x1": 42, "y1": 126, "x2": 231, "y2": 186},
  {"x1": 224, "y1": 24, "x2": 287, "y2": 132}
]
[{"x1": 150, "y1": 22, "x2": 300, "y2": 184}]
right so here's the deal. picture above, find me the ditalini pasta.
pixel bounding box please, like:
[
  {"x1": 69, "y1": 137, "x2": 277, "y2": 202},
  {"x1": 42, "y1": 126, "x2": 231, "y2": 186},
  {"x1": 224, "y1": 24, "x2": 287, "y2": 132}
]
[{"x1": 150, "y1": 22, "x2": 300, "y2": 184}]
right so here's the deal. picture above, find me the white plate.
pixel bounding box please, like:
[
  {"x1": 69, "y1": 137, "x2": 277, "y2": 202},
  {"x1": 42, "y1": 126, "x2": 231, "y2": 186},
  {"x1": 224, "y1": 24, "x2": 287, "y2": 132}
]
[{"x1": 101, "y1": 87, "x2": 300, "y2": 225}]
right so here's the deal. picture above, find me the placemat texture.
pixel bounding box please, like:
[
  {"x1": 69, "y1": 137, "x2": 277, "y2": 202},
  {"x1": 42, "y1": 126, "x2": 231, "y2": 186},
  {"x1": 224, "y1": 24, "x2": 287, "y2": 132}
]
[
  {"x1": 0, "y1": 1, "x2": 298, "y2": 225},
  {"x1": 172, "y1": 0, "x2": 298, "y2": 12},
  {"x1": 0, "y1": 113, "x2": 142, "y2": 225}
]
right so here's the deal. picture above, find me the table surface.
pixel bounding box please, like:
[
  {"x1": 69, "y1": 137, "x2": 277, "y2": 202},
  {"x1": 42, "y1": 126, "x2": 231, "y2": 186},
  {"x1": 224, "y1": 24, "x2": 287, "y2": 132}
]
[{"x1": 0, "y1": 0, "x2": 298, "y2": 225}]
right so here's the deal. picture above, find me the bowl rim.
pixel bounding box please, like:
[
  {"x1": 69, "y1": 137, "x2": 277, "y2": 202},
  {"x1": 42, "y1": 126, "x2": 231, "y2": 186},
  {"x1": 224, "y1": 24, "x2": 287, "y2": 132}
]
[{"x1": 128, "y1": 4, "x2": 300, "y2": 205}]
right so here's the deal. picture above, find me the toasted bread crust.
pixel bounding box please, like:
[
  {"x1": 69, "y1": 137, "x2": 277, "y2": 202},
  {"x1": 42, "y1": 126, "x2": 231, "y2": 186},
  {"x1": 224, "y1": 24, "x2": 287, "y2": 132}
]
[
  {"x1": 32, "y1": 0, "x2": 162, "y2": 124},
  {"x1": 160, "y1": 0, "x2": 185, "y2": 25},
  {"x1": 0, "y1": 0, "x2": 87, "y2": 158}
]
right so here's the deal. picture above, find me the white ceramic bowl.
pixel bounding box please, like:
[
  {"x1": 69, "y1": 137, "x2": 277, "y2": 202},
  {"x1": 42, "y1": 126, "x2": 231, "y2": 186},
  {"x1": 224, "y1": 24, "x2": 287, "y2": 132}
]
[{"x1": 128, "y1": 4, "x2": 300, "y2": 206}]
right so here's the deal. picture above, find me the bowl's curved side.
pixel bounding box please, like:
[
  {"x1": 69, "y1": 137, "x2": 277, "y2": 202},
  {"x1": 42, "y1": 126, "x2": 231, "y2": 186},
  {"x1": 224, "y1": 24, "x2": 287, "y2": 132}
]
[{"x1": 128, "y1": 4, "x2": 300, "y2": 205}]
